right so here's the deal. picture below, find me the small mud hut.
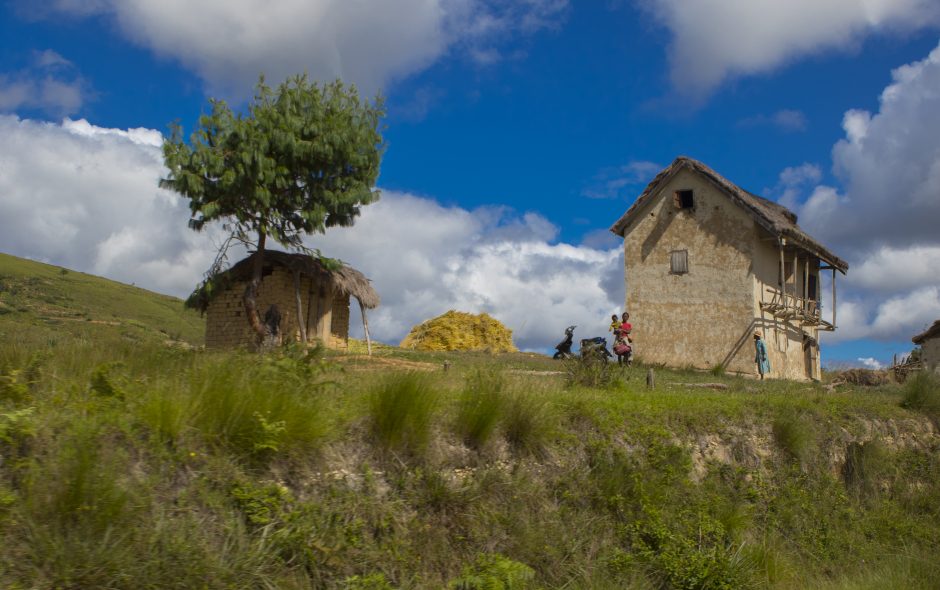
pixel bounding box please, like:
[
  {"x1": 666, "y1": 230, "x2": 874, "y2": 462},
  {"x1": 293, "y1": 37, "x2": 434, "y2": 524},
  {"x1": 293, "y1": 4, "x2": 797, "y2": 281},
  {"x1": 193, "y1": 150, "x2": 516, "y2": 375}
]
[{"x1": 191, "y1": 251, "x2": 379, "y2": 351}]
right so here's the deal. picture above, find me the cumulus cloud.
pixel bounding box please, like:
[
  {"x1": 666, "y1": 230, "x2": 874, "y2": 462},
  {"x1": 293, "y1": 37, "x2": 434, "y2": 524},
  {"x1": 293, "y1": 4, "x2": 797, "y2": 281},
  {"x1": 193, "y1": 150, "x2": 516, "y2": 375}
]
[
  {"x1": 641, "y1": 0, "x2": 940, "y2": 97},
  {"x1": 0, "y1": 115, "x2": 219, "y2": 296},
  {"x1": 0, "y1": 49, "x2": 90, "y2": 116},
  {"x1": 800, "y1": 43, "x2": 940, "y2": 251},
  {"x1": 0, "y1": 115, "x2": 619, "y2": 351},
  {"x1": 764, "y1": 162, "x2": 822, "y2": 209},
  {"x1": 856, "y1": 357, "x2": 884, "y2": 369},
  {"x1": 32, "y1": 0, "x2": 567, "y2": 97},
  {"x1": 775, "y1": 43, "x2": 940, "y2": 348}
]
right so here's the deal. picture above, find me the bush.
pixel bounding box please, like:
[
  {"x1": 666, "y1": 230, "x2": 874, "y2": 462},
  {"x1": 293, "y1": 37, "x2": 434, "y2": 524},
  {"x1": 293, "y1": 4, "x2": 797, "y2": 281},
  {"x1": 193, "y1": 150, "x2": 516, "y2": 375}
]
[{"x1": 369, "y1": 373, "x2": 438, "y2": 454}]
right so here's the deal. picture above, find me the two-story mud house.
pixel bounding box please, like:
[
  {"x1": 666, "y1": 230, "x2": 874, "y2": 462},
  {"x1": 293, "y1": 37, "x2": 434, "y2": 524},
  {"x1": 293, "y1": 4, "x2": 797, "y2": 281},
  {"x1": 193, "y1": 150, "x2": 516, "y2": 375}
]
[{"x1": 610, "y1": 157, "x2": 848, "y2": 381}]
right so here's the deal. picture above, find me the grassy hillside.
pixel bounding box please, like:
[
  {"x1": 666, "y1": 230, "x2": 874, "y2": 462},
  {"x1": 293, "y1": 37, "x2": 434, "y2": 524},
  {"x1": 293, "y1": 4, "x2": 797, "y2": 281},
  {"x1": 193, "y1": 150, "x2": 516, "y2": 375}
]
[
  {"x1": 1, "y1": 253, "x2": 939, "y2": 589},
  {"x1": 0, "y1": 252, "x2": 204, "y2": 346}
]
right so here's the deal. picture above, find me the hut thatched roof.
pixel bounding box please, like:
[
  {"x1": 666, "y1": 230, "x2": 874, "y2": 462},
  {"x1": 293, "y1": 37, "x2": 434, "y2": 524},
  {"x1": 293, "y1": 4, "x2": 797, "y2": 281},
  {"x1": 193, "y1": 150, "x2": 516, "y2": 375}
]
[
  {"x1": 912, "y1": 320, "x2": 940, "y2": 345},
  {"x1": 609, "y1": 156, "x2": 849, "y2": 273},
  {"x1": 188, "y1": 250, "x2": 379, "y2": 312}
]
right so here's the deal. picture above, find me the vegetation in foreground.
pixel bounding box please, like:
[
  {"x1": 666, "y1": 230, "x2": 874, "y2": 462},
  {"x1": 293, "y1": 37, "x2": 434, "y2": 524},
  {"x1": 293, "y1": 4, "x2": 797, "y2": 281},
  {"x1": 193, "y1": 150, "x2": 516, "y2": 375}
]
[{"x1": 2, "y1": 253, "x2": 940, "y2": 588}]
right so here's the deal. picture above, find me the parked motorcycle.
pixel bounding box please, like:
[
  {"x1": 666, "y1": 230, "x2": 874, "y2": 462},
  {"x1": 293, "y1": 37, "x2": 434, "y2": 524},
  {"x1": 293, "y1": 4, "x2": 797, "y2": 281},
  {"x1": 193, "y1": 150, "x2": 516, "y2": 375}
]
[{"x1": 553, "y1": 325, "x2": 577, "y2": 359}]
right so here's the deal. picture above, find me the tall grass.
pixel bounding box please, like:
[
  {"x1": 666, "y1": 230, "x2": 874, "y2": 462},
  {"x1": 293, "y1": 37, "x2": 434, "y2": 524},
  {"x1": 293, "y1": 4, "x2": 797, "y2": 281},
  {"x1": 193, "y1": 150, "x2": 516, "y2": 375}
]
[
  {"x1": 135, "y1": 353, "x2": 332, "y2": 460},
  {"x1": 900, "y1": 371, "x2": 940, "y2": 416},
  {"x1": 454, "y1": 370, "x2": 505, "y2": 450},
  {"x1": 503, "y1": 387, "x2": 555, "y2": 456},
  {"x1": 772, "y1": 411, "x2": 817, "y2": 465},
  {"x1": 369, "y1": 372, "x2": 438, "y2": 455}
]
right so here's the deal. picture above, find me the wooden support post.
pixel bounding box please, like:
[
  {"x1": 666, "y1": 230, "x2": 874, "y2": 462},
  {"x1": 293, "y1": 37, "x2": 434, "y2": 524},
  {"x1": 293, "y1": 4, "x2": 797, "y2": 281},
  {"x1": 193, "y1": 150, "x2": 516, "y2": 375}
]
[
  {"x1": 646, "y1": 368, "x2": 655, "y2": 389},
  {"x1": 293, "y1": 271, "x2": 307, "y2": 343},
  {"x1": 832, "y1": 268, "x2": 837, "y2": 329},
  {"x1": 792, "y1": 250, "x2": 798, "y2": 309},
  {"x1": 358, "y1": 299, "x2": 372, "y2": 356},
  {"x1": 803, "y1": 256, "x2": 809, "y2": 309}
]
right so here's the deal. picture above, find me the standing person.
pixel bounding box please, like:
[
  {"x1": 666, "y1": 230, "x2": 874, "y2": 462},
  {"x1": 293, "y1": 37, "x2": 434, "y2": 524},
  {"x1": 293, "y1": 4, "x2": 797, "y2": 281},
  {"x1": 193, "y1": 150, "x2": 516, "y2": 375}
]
[
  {"x1": 754, "y1": 331, "x2": 770, "y2": 379},
  {"x1": 620, "y1": 312, "x2": 632, "y2": 337},
  {"x1": 615, "y1": 312, "x2": 634, "y2": 366}
]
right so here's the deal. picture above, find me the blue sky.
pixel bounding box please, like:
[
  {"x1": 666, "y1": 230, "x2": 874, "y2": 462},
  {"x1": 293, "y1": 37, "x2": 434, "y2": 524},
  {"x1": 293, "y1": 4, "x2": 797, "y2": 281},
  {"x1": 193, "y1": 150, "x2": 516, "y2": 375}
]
[{"x1": 1, "y1": 1, "x2": 939, "y2": 366}]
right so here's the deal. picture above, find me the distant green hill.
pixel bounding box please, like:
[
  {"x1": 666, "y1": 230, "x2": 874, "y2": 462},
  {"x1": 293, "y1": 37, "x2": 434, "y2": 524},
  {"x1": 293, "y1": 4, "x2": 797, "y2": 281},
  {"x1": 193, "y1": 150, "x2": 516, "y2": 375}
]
[{"x1": 0, "y1": 252, "x2": 204, "y2": 346}]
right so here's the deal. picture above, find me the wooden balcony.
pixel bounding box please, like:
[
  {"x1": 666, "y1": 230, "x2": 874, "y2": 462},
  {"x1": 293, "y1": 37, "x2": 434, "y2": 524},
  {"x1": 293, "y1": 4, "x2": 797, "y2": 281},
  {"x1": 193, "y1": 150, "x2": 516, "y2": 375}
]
[{"x1": 760, "y1": 290, "x2": 834, "y2": 331}]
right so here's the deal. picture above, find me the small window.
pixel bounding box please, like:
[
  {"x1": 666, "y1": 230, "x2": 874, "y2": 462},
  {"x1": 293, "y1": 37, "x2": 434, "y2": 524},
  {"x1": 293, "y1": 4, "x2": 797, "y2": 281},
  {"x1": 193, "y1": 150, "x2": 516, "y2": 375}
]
[
  {"x1": 674, "y1": 189, "x2": 694, "y2": 210},
  {"x1": 670, "y1": 249, "x2": 689, "y2": 274}
]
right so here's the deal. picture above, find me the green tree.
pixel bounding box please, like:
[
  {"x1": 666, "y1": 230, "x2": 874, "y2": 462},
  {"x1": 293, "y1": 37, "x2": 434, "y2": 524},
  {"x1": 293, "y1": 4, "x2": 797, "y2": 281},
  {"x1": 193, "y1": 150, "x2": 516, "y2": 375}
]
[{"x1": 161, "y1": 75, "x2": 384, "y2": 342}]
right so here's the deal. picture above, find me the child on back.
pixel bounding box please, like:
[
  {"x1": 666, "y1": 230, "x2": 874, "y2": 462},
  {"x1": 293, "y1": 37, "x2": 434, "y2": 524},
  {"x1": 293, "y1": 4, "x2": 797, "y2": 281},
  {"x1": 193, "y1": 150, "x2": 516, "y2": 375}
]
[{"x1": 609, "y1": 314, "x2": 621, "y2": 333}]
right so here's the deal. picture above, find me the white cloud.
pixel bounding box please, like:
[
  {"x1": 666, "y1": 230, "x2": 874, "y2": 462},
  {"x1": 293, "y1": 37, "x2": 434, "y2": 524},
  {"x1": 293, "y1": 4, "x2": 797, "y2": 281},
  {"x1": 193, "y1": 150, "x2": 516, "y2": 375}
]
[
  {"x1": 765, "y1": 162, "x2": 821, "y2": 209},
  {"x1": 803, "y1": 43, "x2": 940, "y2": 251},
  {"x1": 0, "y1": 115, "x2": 218, "y2": 296},
  {"x1": 0, "y1": 115, "x2": 619, "y2": 351},
  {"x1": 641, "y1": 0, "x2": 940, "y2": 97},
  {"x1": 768, "y1": 43, "x2": 940, "y2": 347},
  {"x1": 0, "y1": 49, "x2": 90, "y2": 116},
  {"x1": 856, "y1": 357, "x2": 884, "y2": 370},
  {"x1": 851, "y1": 245, "x2": 940, "y2": 293},
  {"x1": 37, "y1": 0, "x2": 567, "y2": 97}
]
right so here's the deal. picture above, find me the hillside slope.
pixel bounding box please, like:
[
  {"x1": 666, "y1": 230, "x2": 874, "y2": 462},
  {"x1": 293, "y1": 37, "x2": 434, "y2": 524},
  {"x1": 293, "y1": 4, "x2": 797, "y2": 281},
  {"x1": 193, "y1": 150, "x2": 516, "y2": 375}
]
[{"x1": 0, "y1": 252, "x2": 204, "y2": 345}]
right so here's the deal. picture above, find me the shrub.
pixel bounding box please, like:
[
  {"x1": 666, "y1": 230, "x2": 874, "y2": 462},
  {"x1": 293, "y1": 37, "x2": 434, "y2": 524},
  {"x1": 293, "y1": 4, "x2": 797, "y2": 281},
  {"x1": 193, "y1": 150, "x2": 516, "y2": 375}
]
[
  {"x1": 369, "y1": 372, "x2": 438, "y2": 454},
  {"x1": 454, "y1": 370, "x2": 505, "y2": 449}
]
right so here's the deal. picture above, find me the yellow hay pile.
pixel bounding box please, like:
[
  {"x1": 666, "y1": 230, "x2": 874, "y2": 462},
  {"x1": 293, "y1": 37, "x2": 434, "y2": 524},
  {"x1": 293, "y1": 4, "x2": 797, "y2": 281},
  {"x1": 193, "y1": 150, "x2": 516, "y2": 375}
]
[{"x1": 400, "y1": 310, "x2": 517, "y2": 352}]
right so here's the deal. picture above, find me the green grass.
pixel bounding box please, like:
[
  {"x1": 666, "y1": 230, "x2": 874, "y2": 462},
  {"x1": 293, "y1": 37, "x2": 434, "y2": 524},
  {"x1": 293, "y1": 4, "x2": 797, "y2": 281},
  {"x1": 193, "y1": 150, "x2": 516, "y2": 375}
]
[
  {"x1": 454, "y1": 370, "x2": 506, "y2": 450},
  {"x1": 369, "y1": 372, "x2": 439, "y2": 455},
  {"x1": 1, "y1": 257, "x2": 940, "y2": 588},
  {"x1": 0, "y1": 252, "x2": 204, "y2": 346}
]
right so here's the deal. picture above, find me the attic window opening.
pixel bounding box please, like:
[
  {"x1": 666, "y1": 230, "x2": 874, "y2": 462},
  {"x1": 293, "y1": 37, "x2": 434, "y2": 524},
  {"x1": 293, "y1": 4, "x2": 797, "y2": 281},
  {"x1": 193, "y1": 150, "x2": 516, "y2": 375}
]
[
  {"x1": 670, "y1": 249, "x2": 689, "y2": 275},
  {"x1": 674, "y1": 189, "x2": 694, "y2": 210}
]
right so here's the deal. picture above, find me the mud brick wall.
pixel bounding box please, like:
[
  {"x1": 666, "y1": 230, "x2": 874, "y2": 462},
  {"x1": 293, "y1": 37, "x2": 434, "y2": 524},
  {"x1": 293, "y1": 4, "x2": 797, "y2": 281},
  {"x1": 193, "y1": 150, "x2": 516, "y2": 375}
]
[{"x1": 205, "y1": 267, "x2": 351, "y2": 351}]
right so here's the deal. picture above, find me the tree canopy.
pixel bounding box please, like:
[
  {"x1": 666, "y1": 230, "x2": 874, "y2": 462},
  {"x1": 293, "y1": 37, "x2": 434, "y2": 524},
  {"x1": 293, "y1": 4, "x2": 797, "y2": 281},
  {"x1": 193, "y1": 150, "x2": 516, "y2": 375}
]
[{"x1": 162, "y1": 75, "x2": 384, "y2": 248}]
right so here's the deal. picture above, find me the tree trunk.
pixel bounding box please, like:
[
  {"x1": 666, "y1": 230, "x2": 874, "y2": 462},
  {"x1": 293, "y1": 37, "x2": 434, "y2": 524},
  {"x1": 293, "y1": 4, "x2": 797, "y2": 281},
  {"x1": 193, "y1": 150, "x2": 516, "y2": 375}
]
[
  {"x1": 243, "y1": 232, "x2": 267, "y2": 343},
  {"x1": 294, "y1": 270, "x2": 307, "y2": 344}
]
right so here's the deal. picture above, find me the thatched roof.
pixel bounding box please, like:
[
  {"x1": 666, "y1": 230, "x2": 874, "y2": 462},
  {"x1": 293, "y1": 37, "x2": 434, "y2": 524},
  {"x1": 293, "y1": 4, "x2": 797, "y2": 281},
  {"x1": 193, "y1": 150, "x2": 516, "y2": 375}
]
[
  {"x1": 188, "y1": 250, "x2": 379, "y2": 312},
  {"x1": 912, "y1": 320, "x2": 940, "y2": 345},
  {"x1": 609, "y1": 156, "x2": 849, "y2": 273}
]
